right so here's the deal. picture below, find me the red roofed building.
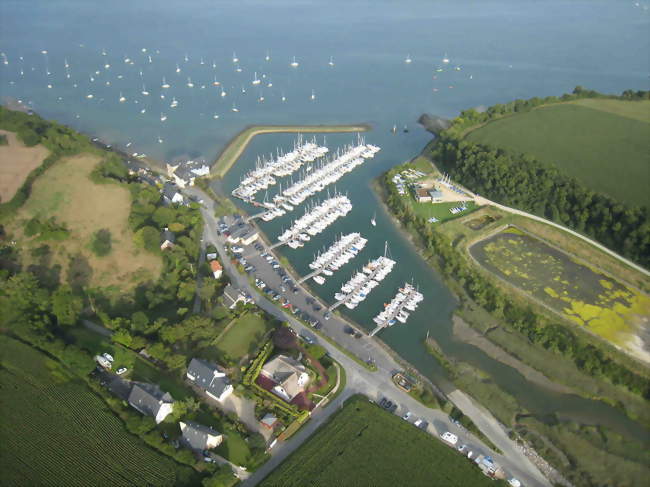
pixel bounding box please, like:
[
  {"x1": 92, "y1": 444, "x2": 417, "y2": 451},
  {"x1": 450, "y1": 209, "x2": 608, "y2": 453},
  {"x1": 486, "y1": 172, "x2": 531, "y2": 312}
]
[{"x1": 210, "y1": 260, "x2": 223, "y2": 279}]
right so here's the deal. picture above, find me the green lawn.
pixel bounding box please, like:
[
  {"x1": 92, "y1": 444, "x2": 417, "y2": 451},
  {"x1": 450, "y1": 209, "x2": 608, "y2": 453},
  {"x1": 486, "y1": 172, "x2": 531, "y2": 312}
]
[
  {"x1": 0, "y1": 335, "x2": 195, "y2": 486},
  {"x1": 261, "y1": 395, "x2": 496, "y2": 487},
  {"x1": 466, "y1": 101, "x2": 650, "y2": 207},
  {"x1": 410, "y1": 199, "x2": 477, "y2": 224},
  {"x1": 215, "y1": 312, "x2": 271, "y2": 360}
]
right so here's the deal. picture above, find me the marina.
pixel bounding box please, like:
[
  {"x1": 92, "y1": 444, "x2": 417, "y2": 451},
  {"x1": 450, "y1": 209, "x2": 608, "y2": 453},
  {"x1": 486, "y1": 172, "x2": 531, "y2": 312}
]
[
  {"x1": 370, "y1": 283, "x2": 424, "y2": 336},
  {"x1": 300, "y1": 232, "x2": 368, "y2": 284},
  {"x1": 330, "y1": 246, "x2": 396, "y2": 311},
  {"x1": 274, "y1": 195, "x2": 352, "y2": 249}
]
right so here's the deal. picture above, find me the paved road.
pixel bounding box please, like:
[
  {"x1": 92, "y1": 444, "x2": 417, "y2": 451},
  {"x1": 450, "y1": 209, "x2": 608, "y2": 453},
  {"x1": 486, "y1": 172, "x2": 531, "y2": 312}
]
[{"x1": 187, "y1": 186, "x2": 550, "y2": 487}]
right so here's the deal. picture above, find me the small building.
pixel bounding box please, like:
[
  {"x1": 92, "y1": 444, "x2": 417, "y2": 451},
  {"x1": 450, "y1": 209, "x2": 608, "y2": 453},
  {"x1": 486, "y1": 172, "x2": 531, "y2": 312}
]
[
  {"x1": 222, "y1": 284, "x2": 250, "y2": 309},
  {"x1": 260, "y1": 413, "x2": 279, "y2": 430},
  {"x1": 206, "y1": 252, "x2": 218, "y2": 260},
  {"x1": 160, "y1": 228, "x2": 176, "y2": 250},
  {"x1": 227, "y1": 224, "x2": 259, "y2": 246},
  {"x1": 209, "y1": 260, "x2": 223, "y2": 279},
  {"x1": 127, "y1": 382, "x2": 174, "y2": 424},
  {"x1": 415, "y1": 188, "x2": 431, "y2": 203},
  {"x1": 259, "y1": 355, "x2": 310, "y2": 403},
  {"x1": 186, "y1": 358, "x2": 233, "y2": 402},
  {"x1": 428, "y1": 189, "x2": 444, "y2": 203},
  {"x1": 179, "y1": 421, "x2": 223, "y2": 451},
  {"x1": 162, "y1": 182, "x2": 184, "y2": 205}
]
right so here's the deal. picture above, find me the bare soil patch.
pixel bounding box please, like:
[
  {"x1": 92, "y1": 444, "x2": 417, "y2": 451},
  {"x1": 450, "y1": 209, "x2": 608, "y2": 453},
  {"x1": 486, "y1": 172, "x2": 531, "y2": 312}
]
[{"x1": 0, "y1": 130, "x2": 49, "y2": 202}]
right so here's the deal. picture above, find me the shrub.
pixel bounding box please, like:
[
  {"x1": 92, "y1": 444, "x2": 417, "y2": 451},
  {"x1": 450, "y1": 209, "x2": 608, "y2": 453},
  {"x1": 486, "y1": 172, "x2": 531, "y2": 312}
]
[{"x1": 90, "y1": 228, "x2": 112, "y2": 256}]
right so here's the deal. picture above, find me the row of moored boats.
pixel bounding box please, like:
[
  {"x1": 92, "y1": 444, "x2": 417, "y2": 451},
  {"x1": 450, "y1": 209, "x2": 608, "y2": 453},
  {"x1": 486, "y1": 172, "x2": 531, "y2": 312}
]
[
  {"x1": 277, "y1": 195, "x2": 352, "y2": 249},
  {"x1": 232, "y1": 135, "x2": 329, "y2": 200},
  {"x1": 334, "y1": 255, "x2": 396, "y2": 310},
  {"x1": 371, "y1": 283, "x2": 424, "y2": 335},
  {"x1": 309, "y1": 233, "x2": 368, "y2": 285}
]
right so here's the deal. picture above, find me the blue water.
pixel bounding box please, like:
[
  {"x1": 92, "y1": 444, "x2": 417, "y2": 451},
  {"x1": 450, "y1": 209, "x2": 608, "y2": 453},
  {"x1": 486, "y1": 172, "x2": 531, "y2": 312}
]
[{"x1": 2, "y1": 0, "x2": 649, "y2": 439}]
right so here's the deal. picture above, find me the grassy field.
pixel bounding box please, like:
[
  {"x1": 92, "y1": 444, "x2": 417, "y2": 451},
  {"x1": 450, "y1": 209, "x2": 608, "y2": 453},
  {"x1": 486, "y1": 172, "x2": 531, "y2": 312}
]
[
  {"x1": 0, "y1": 335, "x2": 194, "y2": 486},
  {"x1": 411, "y1": 199, "x2": 478, "y2": 223},
  {"x1": 211, "y1": 124, "x2": 370, "y2": 178},
  {"x1": 466, "y1": 101, "x2": 650, "y2": 207},
  {"x1": 469, "y1": 226, "x2": 650, "y2": 362},
  {"x1": 7, "y1": 153, "x2": 162, "y2": 290},
  {"x1": 0, "y1": 129, "x2": 49, "y2": 202},
  {"x1": 261, "y1": 395, "x2": 495, "y2": 487},
  {"x1": 215, "y1": 312, "x2": 271, "y2": 360}
]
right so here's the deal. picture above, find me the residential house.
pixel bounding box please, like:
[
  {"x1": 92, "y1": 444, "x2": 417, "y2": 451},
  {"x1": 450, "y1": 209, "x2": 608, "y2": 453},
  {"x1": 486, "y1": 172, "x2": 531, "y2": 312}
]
[
  {"x1": 160, "y1": 228, "x2": 176, "y2": 250},
  {"x1": 415, "y1": 187, "x2": 432, "y2": 203},
  {"x1": 222, "y1": 284, "x2": 250, "y2": 309},
  {"x1": 258, "y1": 355, "x2": 310, "y2": 402},
  {"x1": 260, "y1": 413, "x2": 279, "y2": 430},
  {"x1": 186, "y1": 358, "x2": 233, "y2": 402},
  {"x1": 209, "y1": 260, "x2": 223, "y2": 279},
  {"x1": 179, "y1": 421, "x2": 223, "y2": 451},
  {"x1": 127, "y1": 382, "x2": 174, "y2": 424},
  {"x1": 162, "y1": 182, "x2": 184, "y2": 205}
]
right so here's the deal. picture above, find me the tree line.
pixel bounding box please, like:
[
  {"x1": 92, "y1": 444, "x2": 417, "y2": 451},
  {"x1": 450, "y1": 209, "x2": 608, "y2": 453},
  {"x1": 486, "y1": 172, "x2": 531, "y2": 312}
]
[{"x1": 381, "y1": 168, "x2": 650, "y2": 402}]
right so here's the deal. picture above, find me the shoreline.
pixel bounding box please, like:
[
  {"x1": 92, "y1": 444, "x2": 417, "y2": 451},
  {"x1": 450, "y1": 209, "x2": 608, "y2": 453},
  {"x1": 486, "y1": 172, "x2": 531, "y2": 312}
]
[{"x1": 210, "y1": 123, "x2": 371, "y2": 179}]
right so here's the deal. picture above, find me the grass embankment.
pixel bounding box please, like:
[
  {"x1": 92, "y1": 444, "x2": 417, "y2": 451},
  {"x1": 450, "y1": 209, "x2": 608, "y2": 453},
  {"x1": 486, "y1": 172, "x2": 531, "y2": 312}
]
[
  {"x1": 466, "y1": 100, "x2": 650, "y2": 207},
  {"x1": 260, "y1": 395, "x2": 495, "y2": 487},
  {"x1": 211, "y1": 124, "x2": 370, "y2": 178},
  {"x1": 5, "y1": 153, "x2": 162, "y2": 290},
  {"x1": 0, "y1": 335, "x2": 195, "y2": 486},
  {"x1": 0, "y1": 130, "x2": 50, "y2": 202}
]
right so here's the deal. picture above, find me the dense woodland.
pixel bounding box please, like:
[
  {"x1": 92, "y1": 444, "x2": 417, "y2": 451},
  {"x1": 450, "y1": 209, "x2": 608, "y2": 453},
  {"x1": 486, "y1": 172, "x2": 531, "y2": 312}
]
[
  {"x1": 382, "y1": 168, "x2": 650, "y2": 402},
  {"x1": 434, "y1": 87, "x2": 650, "y2": 267}
]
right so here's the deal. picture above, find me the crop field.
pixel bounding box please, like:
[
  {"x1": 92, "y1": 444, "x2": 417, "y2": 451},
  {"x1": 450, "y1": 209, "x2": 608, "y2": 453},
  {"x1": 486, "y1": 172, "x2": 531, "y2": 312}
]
[
  {"x1": 466, "y1": 101, "x2": 650, "y2": 207},
  {"x1": 260, "y1": 396, "x2": 494, "y2": 487},
  {"x1": 0, "y1": 336, "x2": 193, "y2": 486},
  {"x1": 0, "y1": 129, "x2": 49, "y2": 202},
  {"x1": 8, "y1": 153, "x2": 162, "y2": 289},
  {"x1": 215, "y1": 312, "x2": 271, "y2": 360},
  {"x1": 469, "y1": 227, "x2": 650, "y2": 362}
]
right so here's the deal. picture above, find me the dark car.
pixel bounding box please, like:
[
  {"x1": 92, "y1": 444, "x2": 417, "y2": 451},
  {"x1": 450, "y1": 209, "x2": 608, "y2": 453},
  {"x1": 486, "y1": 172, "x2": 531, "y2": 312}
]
[
  {"x1": 313, "y1": 321, "x2": 323, "y2": 330},
  {"x1": 313, "y1": 304, "x2": 322, "y2": 312},
  {"x1": 292, "y1": 287, "x2": 299, "y2": 294}
]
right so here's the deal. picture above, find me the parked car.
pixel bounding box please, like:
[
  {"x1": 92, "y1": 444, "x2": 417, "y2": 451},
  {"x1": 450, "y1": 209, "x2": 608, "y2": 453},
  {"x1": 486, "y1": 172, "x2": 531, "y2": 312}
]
[
  {"x1": 402, "y1": 411, "x2": 411, "y2": 421},
  {"x1": 299, "y1": 334, "x2": 314, "y2": 345},
  {"x1": 457, "y1": 444, "x2": 467, "y2": 453},
  {"x1": 292, "y1": 287, "x2": 299, "y2": 294},
  {"x1": 313, "y1": 304, "x2": 322, "y2": 311},
  {"x1": 116, "y1": 367, "x2": 128, "y2": 375},
  {"x1": 324, "y1": 312, "x2": 331, "y2": 320},
  {"x1": 102, "y1": 353, "x2": 114, "y2": 362}
]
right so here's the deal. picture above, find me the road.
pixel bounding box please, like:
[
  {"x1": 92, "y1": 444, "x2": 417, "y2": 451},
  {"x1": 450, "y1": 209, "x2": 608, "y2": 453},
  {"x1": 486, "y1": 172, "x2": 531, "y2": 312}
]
[{"x1": 187, "y1": 186, "x2": 551, "y2": 487}]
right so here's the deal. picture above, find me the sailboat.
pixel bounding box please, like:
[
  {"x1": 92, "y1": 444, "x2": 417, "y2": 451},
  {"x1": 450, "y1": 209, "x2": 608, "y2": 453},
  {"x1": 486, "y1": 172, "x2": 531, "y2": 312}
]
[
  {"x1": 281, "y1": 93, "x2": 286, "y2": 102},
  {"x1": 252, "y1": 72, "x2": 261, "y2": 85},
  {"x1": 176, "y1": 63, "x2": 181, "y2": 73},
  {"x1": 213, "y1": 113, "x2": 219, "y2": 119},
  {"x1": 232, "y1": 52, "x2": 239, "y2": 63},
  {"x1": 161, "y1": 77, "x2": 170, "y2": 89},
  {"x1": 141, "y1": 84, "x2": 149, "y2": 96},
  {"x1": 160, "y1": 112, "x2": 167, "y2": 122},
  {"x1": 186, "y1": 77, "x2": 194, "y2": 88},
  {"x1": 119, "y1": 92, "x2": 126, "y2": 103},
  {"x1": 265, "y1": 50, "x2": 271, "y2": 61},
  {"x1": 290, "y1": 56, "x2": 299, "y2": 68},
  {"x1": 404, "y1": 54, "x2": 412, "y2": 64},
  {"x1": 328, "y1": 56, "x2": 335, "y2": 66},
  {"x1": 221, "y1": 87, "x2": 227, "y2": 97},
  {"x1": 200, "y1": 57, "x2": 205, "y2": 65},
  {"x1": 310, "y1": 89, "x2": 316, "y2": 101},
  {"x1": 184, "y1": 53, "x2": 189, "y2": 62},
  {"x1": 158, "y1": 135, "x2": 163, "y2": 144},
  {"x1": 371, "y1": 212, "x2": 377, "y2": 227},
  {"x1": 442, "y1": 53, "x2": 450, "y2": 64},
  {"x1": 170, "y1": 97, "x2": 178, "y2": 108},
  {"x1": 213, "y1": 76, "x2": 220, "y2": 86},
  {"x1": 231, "y1": 103, "x2": 239, "y2": 112}
]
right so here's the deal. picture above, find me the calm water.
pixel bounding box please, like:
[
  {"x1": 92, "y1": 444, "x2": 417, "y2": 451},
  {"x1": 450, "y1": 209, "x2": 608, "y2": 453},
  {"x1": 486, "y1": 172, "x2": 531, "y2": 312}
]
[{"x1": 2, "y1": 0, "x2": 648, "y2": 440}]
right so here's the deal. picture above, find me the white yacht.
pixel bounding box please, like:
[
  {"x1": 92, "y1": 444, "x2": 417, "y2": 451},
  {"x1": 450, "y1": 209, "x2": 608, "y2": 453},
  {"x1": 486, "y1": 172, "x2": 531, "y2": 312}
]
[
  {"x1": 176, "y1": 63, "x2": 181, "y2": 73},
  {"x1": 252, "y1": 72, "x2": 261, "y2": 85},
  {"x1": 170, "y1": 97, "x2": 178, "y2": 108},
  {"x1": 371, "y1": 212, "x2": 376, "y2": 226},
  {"x1": 119, "y1": 92, "x2": 126, "y2": 103},
  {"x1": 141, "y1": 84, "x2": 149, "y2": 96},
  {"x1": 328, "y1": 56, "x2": 335, "y2": 66},
  {"x1": 405, "y1": 54, "x2": 412, "y2": 64},
  {"x1": 160, "y1": 112, "x2": 167, "y2": 122},
  {"x1": 442, "y1": 53, "x2": 450, "y2": 64},
  {"x1": 161, "y1": 77, "x2": 170, "y2": 89},
  {"x1": 290, "y1": 56, "x2": 299, "y2": 68},
  {"x1": 310, "y1": 89, "x2": 316, "y2": 101},
  {"x1": 232, "y1": 52, "x2": 239, "y2": 63},
  {"x1": 187, "y1": 77, "x2": 194, "y2": 88}
]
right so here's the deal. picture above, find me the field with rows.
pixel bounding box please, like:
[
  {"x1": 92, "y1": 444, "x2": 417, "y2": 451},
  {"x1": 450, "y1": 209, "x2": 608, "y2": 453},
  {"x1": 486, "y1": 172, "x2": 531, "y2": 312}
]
[
  {"x1": 260, "y1": 395, "x2": 494, "y2": 487},
  {"x1": 0, "y1": 336, "x2": 195, "y2": 486}
]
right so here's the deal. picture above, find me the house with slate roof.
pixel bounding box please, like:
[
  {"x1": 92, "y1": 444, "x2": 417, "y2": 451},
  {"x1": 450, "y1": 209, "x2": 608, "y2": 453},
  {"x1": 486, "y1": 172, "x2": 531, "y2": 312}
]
[
  {"x1": 127, "y1": 382, "x2": 175, "y2": 424},
  {"x1": 186, "y1": 358, "x2": 233, "y2": 402},
  {"x1": 179, "y1": 420, "x2": 223, "y2": 451}
]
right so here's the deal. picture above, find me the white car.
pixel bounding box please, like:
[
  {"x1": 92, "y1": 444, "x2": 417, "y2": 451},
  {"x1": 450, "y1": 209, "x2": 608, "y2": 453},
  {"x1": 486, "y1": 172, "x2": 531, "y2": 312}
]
[
  {"x1": 413, "y1": 419, "x2": 423, "y2": 428},
  {"x1": 440, "y1": 431, "x2": 458, "y2": 446},
  {"x1": 507, "y1": 479, "x2": 522, "y2": 487},
  {"x1": 102, "y1": 353, "x2": 114, "y2": 362},
  {"x1": 402, "y1": 411, "x2": 411, "y2": 421},
  {"x1": 116, "y1": 367, "x2": 128, "y2": 375}
]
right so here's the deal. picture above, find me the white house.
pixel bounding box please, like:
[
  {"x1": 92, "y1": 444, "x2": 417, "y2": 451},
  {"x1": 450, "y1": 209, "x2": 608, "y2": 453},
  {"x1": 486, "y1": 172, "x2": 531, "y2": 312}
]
[{"x1": 259, "y1": 355, "x2": 310, "y2": 402}]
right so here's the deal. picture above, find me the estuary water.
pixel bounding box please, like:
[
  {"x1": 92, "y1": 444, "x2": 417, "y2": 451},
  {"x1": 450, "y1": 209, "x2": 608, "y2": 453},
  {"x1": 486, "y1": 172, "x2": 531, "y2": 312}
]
[{"x1": 1, "y1": 0, "x2": 649, "y2": 440}]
